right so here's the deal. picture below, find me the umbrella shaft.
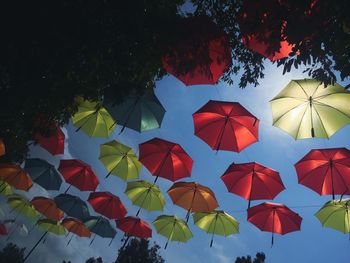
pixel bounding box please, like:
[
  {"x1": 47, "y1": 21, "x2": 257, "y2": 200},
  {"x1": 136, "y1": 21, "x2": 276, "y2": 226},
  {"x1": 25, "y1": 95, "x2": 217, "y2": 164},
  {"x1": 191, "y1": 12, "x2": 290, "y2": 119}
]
[{"x1": 23, "y1": 231, "x2": 47, "y2": 262}]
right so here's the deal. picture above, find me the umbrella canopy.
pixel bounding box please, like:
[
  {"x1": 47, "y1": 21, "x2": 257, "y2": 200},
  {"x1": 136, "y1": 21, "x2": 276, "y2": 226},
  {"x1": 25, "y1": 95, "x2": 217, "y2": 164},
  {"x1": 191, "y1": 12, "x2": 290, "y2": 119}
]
[
  {"x1": 116, "y1": 216, "x2": 152, "y2": 239},
  {"x1": 162, "y1": 16, "x2": 231, "y2": 86},
  {"x1": 167, "y1": 182, "x2": 218, "y2": 220},
  {"x1": 139, "y1": 138, "x2": 193, "y2": 182},
  {"x1": 54, "y1": 194, "x2": 90, "y2": 220},
  {"x1": 125, "y1": 180, "x2": 165, "y2": 214},
  {"x1": 193, "y1": 210, "x2": 239, "y2": 247},
  {"x1": 88, "y1": 192, "x2": 127, "y2": 220},
  {"x1": 221, "y1": 162, "x2": 285, "y2": 207},
  {"x1": 295, "y1": 148, "x2": 350, "y2": 199},
  {"x1": 4, "y1": 220, "x2": 28, "y2": 237},
  {"x1": 315, "y1": 199, "x2": 350, "y2": 234},
  {"x1": 71, "y1": 96, "x2": 115, "y2": 138},
  {"x1": 106, "y1": 92, "x2": 166, "y2": 133},
  {"x1": 193, "y1": 100, "x2": 259, "y2": 152},
  {"x1": 7, "y1": 195, "x2": 38, "y2": 220},
  {"x1": 34, "y1": 125, "x2": 65, "y2": 155},
  {"x1": 37, "y1": 219, "x2": 66, "y2": 235},
  {"x1": 31, "y1": 196, "x2": 64, "y2": 221},
  {"x1": 62, "y1": 218, "x2": 91, "y2": 238},
  {"x1": 0, "y1": 163, "x2": 32, "y2": 191},
  {"x1": 0, "y1": 139, "x2": 5, "y2": 157},
  {"x1": 84, "y1": 216, "x2": 116, "y2": 238},
  {"x1": 270, "y1": 79, "x2": 350, "y2": 139},
  {"x1": 153, "y1": 215, "x2": 192, "y2": 249},
  {"x1": 0, "y1": 223, "x2": 7, "y2": 235},
  {"x1": 99, "y1": 140, "x2": 141, "y2": 180},
  {"x1": 0, "y1": 180, "x2": 13, "y2": 196},
  {"x1": 58, "y1": 159, "x2": 99, "y2": 192},
  {"x1": 24, "y1": 158, "x2": 62, "y2": 191},
  {"x1": 247, "y1": 202, "x2": 302, "y2": 245}
]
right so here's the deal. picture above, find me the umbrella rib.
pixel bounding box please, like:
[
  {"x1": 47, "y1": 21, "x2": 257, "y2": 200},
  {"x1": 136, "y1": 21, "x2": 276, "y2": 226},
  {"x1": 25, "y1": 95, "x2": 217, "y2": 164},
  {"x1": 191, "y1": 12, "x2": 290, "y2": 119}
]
[
  {"x1": 294, "y1": 80, "x2": 309, "y2": 99},
  {"x1": 311, "y1": 104, "x2": 329, "y2": 138},
  {"x1": 295, "y1": 106, "x2": 309, "y2": 139},
  {"x1": 272, "y1": 102, "x2": 307, "y2": 125},
  {"x1": 321, "y1": 205, "x2": 343, "y2": 225},
  {"x1": 310, "y1": 82, "x2": 322, "y2": 98},
  {"x1": 313, "y1": 100, "x2": 350, "y2": 119},
  {"x1": 332, "y1": 165, "x2": 349, "y2": 193}
]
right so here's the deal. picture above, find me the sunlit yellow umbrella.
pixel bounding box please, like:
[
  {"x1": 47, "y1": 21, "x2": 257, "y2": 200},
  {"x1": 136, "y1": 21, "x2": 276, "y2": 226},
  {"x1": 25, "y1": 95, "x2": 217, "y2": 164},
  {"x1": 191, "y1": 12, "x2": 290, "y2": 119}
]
[{"x1": 270, "y1": 79, "x2": 350, "y2": 139}]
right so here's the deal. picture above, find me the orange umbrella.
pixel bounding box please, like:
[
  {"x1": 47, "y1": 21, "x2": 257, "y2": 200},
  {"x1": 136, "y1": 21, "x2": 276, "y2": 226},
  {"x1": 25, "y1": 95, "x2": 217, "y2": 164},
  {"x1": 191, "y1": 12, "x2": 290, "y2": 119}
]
[
  {"x1": 0, "y1": 163, "x2": 32, "y2": 191},
  {"x1": 0, "y1": 139, "x2": 5, "y2": 157},
  {"x1": 31, "y1": 197, "x2": 64, "y2": 221},
  {"x1": 62, "y1": 218, "x2": 91, "y2": 245},
  {"x1": 167, "y1": 182, "x2": 219, "y2": 222}
]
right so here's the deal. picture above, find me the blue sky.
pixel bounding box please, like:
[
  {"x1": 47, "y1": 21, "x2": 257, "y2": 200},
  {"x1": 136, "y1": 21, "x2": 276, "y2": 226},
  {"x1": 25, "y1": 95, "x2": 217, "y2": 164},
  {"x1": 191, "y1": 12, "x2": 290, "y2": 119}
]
[{"x1": 2, "y1": 61, "x2": 350, "y2": 263}]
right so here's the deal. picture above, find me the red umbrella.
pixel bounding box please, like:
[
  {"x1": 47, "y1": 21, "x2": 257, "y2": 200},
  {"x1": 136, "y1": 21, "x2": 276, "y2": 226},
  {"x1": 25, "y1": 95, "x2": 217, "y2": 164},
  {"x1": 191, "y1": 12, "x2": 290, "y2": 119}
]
[
  {"x1": 116, "y1": 216, "x2": 152, "y2": 239},
  {"x1": 192, "y1": 100, "x2": 259, "y2": 152},
  {"x1": 58, "y1": 159, "x2": 99, "y2": 192},
  {"x1": 221, "y1": 162, "x2": 285, "y2": 208},
  {"x1": 88, "y1": 192, "x2": 127, "y2": 220},
  {"x1": 0, "y1": 223, "x2": 8, "y2": 235},
  {"x1": 295, "y1": 148, "x2": 350, "y2": 199},
  {"x1": 162, "y1": 16, "x2": 231, "y2": 86},
  {"x1": 247, "y1": 202, "x2": 302, "y2": 246},
  {"x1": 139, "y1": 138, "x2": 193, "y2": 182},
  {"x1": 34, "y1": 125, "x2": 65, "y2": 155}
]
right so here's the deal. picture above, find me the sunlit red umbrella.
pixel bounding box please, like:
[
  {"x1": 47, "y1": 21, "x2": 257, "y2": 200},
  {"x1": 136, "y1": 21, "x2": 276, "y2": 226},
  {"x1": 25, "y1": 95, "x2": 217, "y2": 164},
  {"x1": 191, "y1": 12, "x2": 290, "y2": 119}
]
[
  {"x1": 247, "y1": 202, "x2": 302, "y2": 246},
  {"x1": 62, "y1": 218, "x2": 91, "y2": 245},
  {"x1": 58, "y1": 159, "x2": 99, "y2": 192},
  {"x1": 0, "y1": 139, "x2": 5, "y2": 157},
  {"x1": 193, "y1": 100, "x2": 259, "y2": 152},
  {"x1": 88, "y1": 192, "x2": 127, "y2": 220},
  {"x1": 162, "y1": 16, "x2": 231, "y2": 86},
  {"x1": 139, "y1": 138, "x2": 193, "y2": 182},
  {"x1": 34, "y1": 125, "x2": 65, "y2": 155},
  {"x1": 0, "y1": 223, "x2": 8, "y2": 235},
  {"x1": 31, "y1": 196, "x2": 64, "y2": 221},
  {"x1": 221, "y1": 162, "x2": 285, "y2": 208},
  {"x1": 116, "y1": 216, "x2": 152, "y2": 239},
  {"x1": 295, "y1": 148, "x2": 350, "y2": 199},
  {"x1": 0, "y1": 163, "x2": 32, "y2": 191}
]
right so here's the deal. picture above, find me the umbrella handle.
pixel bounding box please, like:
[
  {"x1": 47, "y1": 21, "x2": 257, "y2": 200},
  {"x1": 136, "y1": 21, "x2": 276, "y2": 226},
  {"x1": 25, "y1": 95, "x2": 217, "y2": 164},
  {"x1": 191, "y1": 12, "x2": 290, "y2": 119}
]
[
  {"x1": 89, "y1": 234, "x2": 96, "y2": 246},
  {"x1": 23, "y1": 231, "x2": 48, "y2": 262},
  {"x1": 66, "y1": 234, "x2": 73, "y2": 246},
  {"x1": 109, "y1": 235, "x2": 116, "y2": 246},
  {"x1": 164, "y1": 239, "x2": 169, "y2": 250}
]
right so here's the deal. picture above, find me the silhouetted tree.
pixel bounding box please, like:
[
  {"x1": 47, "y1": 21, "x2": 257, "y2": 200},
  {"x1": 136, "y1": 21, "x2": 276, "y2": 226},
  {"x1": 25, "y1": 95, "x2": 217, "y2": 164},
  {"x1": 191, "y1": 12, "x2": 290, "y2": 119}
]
[
  {"x1": 235, "y1": 252, "x2": 265, "y2": 263},
  {"x1": 0, "y1": 243, "x2": 25, "y2": 263},
  {"x1": 115, "y1": 238, "x2": 164, "y2": 263},
  {"x1": 86, "y1": 257, "x2": 103, "y2": 263}
]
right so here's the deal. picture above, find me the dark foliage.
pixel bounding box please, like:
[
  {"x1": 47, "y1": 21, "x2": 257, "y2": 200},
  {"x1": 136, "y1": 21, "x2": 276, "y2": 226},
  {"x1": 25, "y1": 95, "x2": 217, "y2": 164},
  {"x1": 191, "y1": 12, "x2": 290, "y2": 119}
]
[
  {"x1": 86, "y1": 257, "x2": 103, "y2": 263},
  {"x1": 235, "y1": 252, "x2": 266, "y2": 263},
  {"x1": 0, "y1": 243, "x2": 25, "y2": 263}
]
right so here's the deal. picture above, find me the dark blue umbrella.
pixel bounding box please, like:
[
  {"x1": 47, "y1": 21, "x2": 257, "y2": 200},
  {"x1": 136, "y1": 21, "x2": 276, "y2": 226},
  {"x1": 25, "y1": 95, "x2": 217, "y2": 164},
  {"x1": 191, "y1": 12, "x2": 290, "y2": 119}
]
[
  {"x1": 84, "y1": 216, "x2": 117, "y2": 245},
  {"x1": 54, "y1": 194, "x2": 90, "y2": 220},
  {"x1": 24, "y1": 158, "x2": 62, "y2": 191}
]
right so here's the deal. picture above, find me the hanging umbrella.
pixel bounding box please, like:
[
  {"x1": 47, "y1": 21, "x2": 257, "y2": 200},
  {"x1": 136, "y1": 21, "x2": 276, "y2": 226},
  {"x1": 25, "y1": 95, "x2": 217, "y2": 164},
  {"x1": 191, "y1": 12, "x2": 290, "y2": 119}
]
[
  {"x1": 62, "y1": 218, "x2": 91, "y2": 245},
  {"x1": 99, "y1": 140, "x2": 141, "y2": 180},
  {"x1": 193, "y1": 210, "x2": 239, "y2": 247},
  {"x1": 54, "y1": 194, "x2": 90, "y2": 220},
  {"x1": 7, "y1": 195, "x2": 38, "y2": 220},
  {"x1": 153, "y1": 215, "x2": 192, "y2": 249},
  {"x1": 125, "y1": 180, "x2": 165, "y2": 215},
  {"x1": 116, "y1": 216, "x2": 152, "y2": 239},
  {"x1": 247, "y1": 202, "x2": 302, "y2": 246},
  {"x1": 106, "y1": 92, "x2": 166, "y2": 133},
  {"x1": 4, "y1": 220, "x2": 28, "y2": 239},
  {"x1": 162, "y1": 16, "x2": 231, "y2": 86},
  {"x1": 270, "y1": 79, "x2": 350, "y2": 139},
  {"x1": 88, "y1": 192, "x2": 127, "y2": 220},
  {"x1": 221, "y1": 162, "x2": 285, "y2": 208},
  {"x1": 31, "y1": 196, "x2": 64, "y2": 221},
  {"x1": 0, "y1": 223, "x2": 7, "y2": 235},
  {"x1": 139, "y1": 138, "x2": 193, "y2": 182},
  {"x1": 0, "y1": 180, "x2": 13, "y2": 196},
  {"x1": 24, "y1": 158, "x2": 62, "y2": 191},
  {"x1": 71, "y1": 96, "x2": 115, "y2": 138},
  {"x1": 295, "y1": 148, "x2": 350, "y2": 199},
  {"x1": 0, "y1": 163, "x2": 32, "y2": 191},
  {"x1": 167, "y1": 182, "x2": 219, "y2": 221},
  {"x1": 58, "y1": 159, "x2": 99, "y2": 192},
  {"x1": 84, "y1": 216, "x2": 117, "y2": 245},
  {"x1": 0, "y1": 139, "x2": 5, "y2": 157},
  {"x1": 34, "y1": 125, "x2": 65, "y2": 155},
  {"x1": 315, "y1": 199, "x2": 350, "y2": 234},
  {"x1": 193, "y1": 100, "x2": 259, "y2": 152}
]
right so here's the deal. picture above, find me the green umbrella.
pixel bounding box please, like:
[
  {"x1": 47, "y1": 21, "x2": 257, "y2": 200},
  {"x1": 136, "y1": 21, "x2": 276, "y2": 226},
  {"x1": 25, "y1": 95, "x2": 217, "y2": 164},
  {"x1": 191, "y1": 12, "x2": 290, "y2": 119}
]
[
  {"x1": 7, "y1": 195, "x2": 39, "y2": 220},
  {"x1": 106, "y1": 92, "x2": 166, "y2": 133},
  {"x1": 125, "y1": 180, "x2": 165, "y2": 216},
  {"x1": 84, "y1": 216, "x2": 117, "y2": 246},
  {"x1": 270, "y1": 79, "x2": 350, "y2": 139},
  {"x1": 153, "y1": 215, "x2": 192, "y2": 249},
  {"x1": 0, "y1": 180, "x2": 13, "y2": 196},
  {"x1": 71, "y1": 96, "x2": 116, "y2": 138},
  {"x1": 315, "y1": 199, "x2": 350, "y2": 234},
  {"x1": 99, "y1": 140, "x2": 142, "y2": 180},
  {"x1": 193, "y1": 210, "x2": 239, "y2": 247}
]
